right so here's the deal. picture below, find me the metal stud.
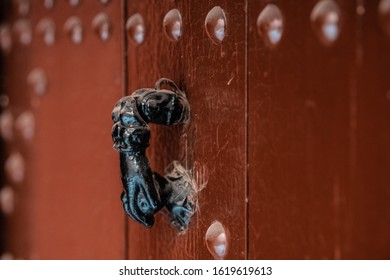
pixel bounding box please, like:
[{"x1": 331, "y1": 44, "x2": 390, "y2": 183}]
[
  {"x1": 92, "y1": 13, "x2": 112, "y2": 41},
  {"x1": 64, "y1": 17, "x2": 83, "y2": 44},
  {"x1": 37, "y1": 18, "x2": 56, "y2": 46}
]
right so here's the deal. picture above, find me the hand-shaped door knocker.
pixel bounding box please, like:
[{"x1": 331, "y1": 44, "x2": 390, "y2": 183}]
[{"x1": 111, "y1": 78, "x2": 196, "y2": 231}]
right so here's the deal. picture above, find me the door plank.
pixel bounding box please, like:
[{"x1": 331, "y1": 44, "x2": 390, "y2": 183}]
[
  {"x1": 347, "y1": 0, "x2": 390, "y2": 259},
  {"x1": 3, "y1": 1, "x2": 126, "y2": 259},
  {"x1": 126, "y1": 0, "x2": 247, "y2": 259},
  {"x1": 248, "y1": 0, "x2": 355, "y2": 259}
]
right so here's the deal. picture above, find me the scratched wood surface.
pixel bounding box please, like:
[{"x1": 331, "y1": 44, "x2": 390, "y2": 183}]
[
  {"x1": 248, "y1": 0, "x2": 353, "y2": 259},
  {"x1": 1, "y1": 1, "x2": 126, "y2": 259},
  {"x1": 126, "y1": 0, "x2": 247, "y2": 259},
  {"x1": 248, "y1": 0, "x2": 389, "y2": 259}
]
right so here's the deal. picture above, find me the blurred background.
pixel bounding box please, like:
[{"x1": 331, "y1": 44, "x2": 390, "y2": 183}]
[{"x1": 0, "y1": 0, "x2": 389, "y2": 260}]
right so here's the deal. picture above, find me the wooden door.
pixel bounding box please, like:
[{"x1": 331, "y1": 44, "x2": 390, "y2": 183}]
[
  {"x1": 0, "y1": 0, "x2": 126, "y2": 259},
  {"x1": 0, "y1": 0, "x2": 389, "y2": 260}
]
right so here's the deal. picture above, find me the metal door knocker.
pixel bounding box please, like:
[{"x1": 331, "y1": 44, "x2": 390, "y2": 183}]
[{"x1": 111, "y1": 78, "x2": 196, "y2": 231}]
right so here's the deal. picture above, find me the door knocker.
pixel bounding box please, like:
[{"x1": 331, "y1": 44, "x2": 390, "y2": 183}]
[{"x1": 111, "y1": 78, "x2": 196, "y2": 231}]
